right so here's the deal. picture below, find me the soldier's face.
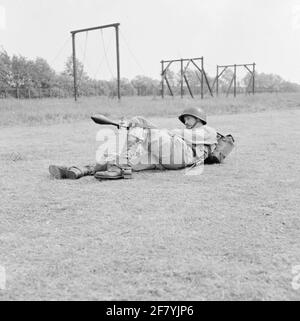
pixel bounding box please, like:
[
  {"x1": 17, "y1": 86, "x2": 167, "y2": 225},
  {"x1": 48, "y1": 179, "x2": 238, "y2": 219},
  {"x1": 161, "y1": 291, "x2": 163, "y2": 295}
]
[{"x1": 184, "y1": 115, "x2": 198, "y2": 129}]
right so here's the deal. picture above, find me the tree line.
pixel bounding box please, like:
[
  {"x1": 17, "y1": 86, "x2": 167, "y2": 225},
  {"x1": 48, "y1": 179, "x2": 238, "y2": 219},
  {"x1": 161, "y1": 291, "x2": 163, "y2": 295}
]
[{"x1": 0, "y1": 49, "x2": 299, "y2": 99}]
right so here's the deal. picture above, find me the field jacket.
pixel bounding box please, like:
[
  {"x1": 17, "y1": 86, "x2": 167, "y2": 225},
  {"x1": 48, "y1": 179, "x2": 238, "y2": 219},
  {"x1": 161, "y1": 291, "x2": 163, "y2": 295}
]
[
  {"x1": 171, "y1": 125, "x2": 218, "y2": 160},
  {"x1": 171, "y1": 125, "x2": 217, "y2": 145}
]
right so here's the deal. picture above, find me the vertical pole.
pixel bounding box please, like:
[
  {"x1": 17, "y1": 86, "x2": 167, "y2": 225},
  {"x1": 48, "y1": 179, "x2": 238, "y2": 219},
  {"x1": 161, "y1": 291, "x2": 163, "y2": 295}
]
[
  {"x1": 161, "y1": 60, "x2": 164, "y2": 99},
  {"x1": 233, "y1": 64, "x2": 237, "y2": 97},
  {"x1": 180, "y1": 59, "x2": 183, "y2": 98},
  {"x1": 216, "y1": 65, "x2": 219, "y2": 96},
  {"x1": 201, "y1": 57, "x2": 204, "y2": 99},
  {"x1": 72, "y1": 32, "x2": 78, "y2": 101},
  {"x1": 252, "y1": 63, "x2": 255, "y2": 95},
  {"x1": 115, "y1": 24, "x2": 121, "y2": 100},
  {"x1": 184, "y1": 75, "x2": 194, "y2": 98}
]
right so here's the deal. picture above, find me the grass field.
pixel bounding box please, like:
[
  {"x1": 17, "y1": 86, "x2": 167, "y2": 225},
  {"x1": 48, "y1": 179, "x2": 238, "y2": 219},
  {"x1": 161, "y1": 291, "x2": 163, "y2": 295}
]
[
  {"x1": 1, "y1": 92, "x2": 300, "y2": 127},
  {"x1": 1, "y1": 93, "x2": 300, "y2": 300}
]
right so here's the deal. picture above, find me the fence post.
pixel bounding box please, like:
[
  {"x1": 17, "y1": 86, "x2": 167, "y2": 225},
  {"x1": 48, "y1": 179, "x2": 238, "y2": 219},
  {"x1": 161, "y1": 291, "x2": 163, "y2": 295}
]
[
  {"x1": 252, "y1": 63, "x2": 255, "y2": 95},
  {"x1": 201, "y1": 57, "x2": 204, "y2": 99},
  {"x1": 216, "y1": 66, "x2": 219, "y2": 96},
  {"x1": 161, "y1": 60, "x2": 164, "y2": 99},
  {"x1": 180, "y1": 59, "x2": 183, "y2": 98},
  {"x1": 234, "y1": 64, "x2": 237, "y2": 97}
]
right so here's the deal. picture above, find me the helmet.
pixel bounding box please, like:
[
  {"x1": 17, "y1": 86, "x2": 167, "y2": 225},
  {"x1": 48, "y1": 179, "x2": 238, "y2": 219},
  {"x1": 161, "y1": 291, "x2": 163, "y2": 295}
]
[{"x1": 178, "y1": 107, "x2": 207, "y2": 125}]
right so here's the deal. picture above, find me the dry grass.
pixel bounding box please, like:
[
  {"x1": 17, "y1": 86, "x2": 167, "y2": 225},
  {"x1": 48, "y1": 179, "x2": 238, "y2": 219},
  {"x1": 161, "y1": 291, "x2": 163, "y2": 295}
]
[
  {"x1": 1, "y1": 102, "x2": 300, "y2": 300},
  {"x1": 1, "y1": 92, "x2": 300, "y2": 127}
]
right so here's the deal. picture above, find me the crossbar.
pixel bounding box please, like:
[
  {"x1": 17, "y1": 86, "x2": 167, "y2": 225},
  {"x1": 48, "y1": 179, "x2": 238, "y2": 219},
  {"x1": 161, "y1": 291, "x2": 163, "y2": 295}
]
[
  {"x1": 70, "y1": 23, "x2": 121, "y2": 101},
  {"x1": 218, "y1": 63, "x2": 255, "y2": 68},
  {"x1": 161, "y1": 57, "x2": 203, "y2": 63},
  {"x1": 70, "y1": 23, "x2": 120, "y2": 34}
]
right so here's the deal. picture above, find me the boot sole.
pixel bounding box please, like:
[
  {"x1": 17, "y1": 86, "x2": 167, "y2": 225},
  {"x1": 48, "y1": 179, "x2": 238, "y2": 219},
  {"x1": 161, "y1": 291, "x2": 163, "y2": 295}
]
[
  {"x1": 94, "y1": 171, "x2": 132, "y2": 180},
  {"x1": 94, "y1": 172, "x2": 123, "y2": 180}
]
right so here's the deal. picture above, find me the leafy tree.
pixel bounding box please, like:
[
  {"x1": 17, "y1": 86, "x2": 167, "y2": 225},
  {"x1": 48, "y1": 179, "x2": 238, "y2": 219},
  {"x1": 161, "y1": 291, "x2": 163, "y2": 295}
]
[
  {"x1": 10, "y1": 55, "x2": 31, "y2": 88},
  {"x1": 242, "y1": 72, "x2": 300, "y2": 92},
  {"x1": 2, "y1": 46, "x2": 300, "y2": 97},
  {"x1": 131, "y1": 75, "x2": 159, "y2": 96},
  {"x1": 0, "y1": 50, "x2": 12, "y2": 87},
  {"x1": 63, "y1": 56, "x2": 88, "y2": 81},
  {"x1": 218, "y1": 68, "x2": 234, "y2": 92},
  {"x1": 54, "y1": 73, "x2": 73, "y2": 95},
  {"x1": 63, "y1": 56, "x2": 90, "y2": 95},
  {"x1": 174, "y1": 69, "x2": 214, "y2": 96},
  {"x1": 120, "y1": 78, "x2": 135, "y2": 96},
  {"x1": 30, "y1": 57, "x2": 56, "y2": 88}
]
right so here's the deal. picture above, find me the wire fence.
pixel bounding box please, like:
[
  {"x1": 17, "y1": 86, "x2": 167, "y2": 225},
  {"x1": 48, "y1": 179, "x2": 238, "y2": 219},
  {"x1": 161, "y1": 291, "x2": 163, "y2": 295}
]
[
  {"x1": 0, "y1": 87, "x2": 127, "y2": 99},
  {"x1": 0, "y1": 87, "x2": 73, "y2": 99},
  {"x1": 0, "y1": 86, "x2": 297, "y2": 99}
]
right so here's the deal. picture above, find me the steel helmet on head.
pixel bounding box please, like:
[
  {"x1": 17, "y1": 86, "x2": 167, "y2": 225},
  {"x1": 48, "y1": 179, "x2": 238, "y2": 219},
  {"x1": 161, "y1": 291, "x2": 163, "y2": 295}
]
[{"x1": 178, "y1": 106, "x2": 207, "y2": 125}]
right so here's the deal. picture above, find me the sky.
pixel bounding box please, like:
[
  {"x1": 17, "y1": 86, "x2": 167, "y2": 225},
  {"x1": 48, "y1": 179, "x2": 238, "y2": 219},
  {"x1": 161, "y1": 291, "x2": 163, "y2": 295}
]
[{"x1": 0, "y1": 0, "x2": 300, "y2": 83}]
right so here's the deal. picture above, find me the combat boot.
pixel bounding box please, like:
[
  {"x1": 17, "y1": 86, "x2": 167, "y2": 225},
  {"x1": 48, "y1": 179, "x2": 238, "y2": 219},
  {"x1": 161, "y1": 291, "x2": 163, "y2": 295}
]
[
  {"x1": 94, "y1": 164, "x2": 132, "y2": 180},
  {"x1": 49, "y1": 165, "x2": 94, "y2": 179}
]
